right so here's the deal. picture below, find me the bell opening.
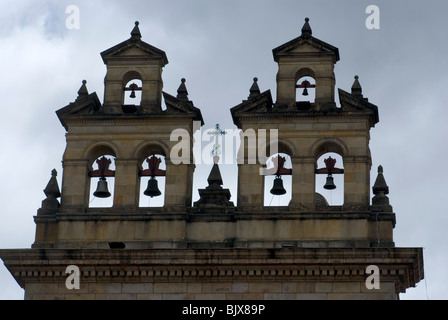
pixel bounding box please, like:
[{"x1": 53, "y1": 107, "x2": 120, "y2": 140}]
[
  {"x1": 296, "y1": 76, "x2": 315, "y2": 103},
  {"x1": 264, "y1": 153, "x2": 292, "y2": 206},
  {"x1": 139, "y1": 154, "x2": 166, "y2": 208},
  {"x1": 315, "y1": 152, "x2": 344, "y2": 206},
  {"x1": 89, "y1": 154, "x2": 115, "y2": 208},
  {"x1": 123, "y1": 79, "x2": 142, "y2": 106}
]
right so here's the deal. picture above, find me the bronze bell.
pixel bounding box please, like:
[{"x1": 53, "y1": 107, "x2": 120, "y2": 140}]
[
  {"x1": 93, "y1": 177, "x2": 111, "y2": 198},
  {"x1": 323, "y1": 174, "x2": 336, "y2": 190},
  {"x1": 270, "y1": 175, "x2": 287, "y2": 196},
  {"x1": 144, "y1": 176, "x2": 162, "y2": 198},
  {"x1": 129, "y1": 83, "x2": 137, "y2": 98},
  {"x1": 302, "y1": 87, "x2": 309, "y2": 96}
]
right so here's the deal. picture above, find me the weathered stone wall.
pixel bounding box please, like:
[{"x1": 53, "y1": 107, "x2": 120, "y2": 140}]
[{"x1": 23, "y1": 281, "x2": 397, "y2": 300}]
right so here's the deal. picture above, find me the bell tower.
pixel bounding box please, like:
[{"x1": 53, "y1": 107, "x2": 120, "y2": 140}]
[
  {"x1": 34, "y1": 21, "x2": 204, "y2": 248},
  {"x1": 273, "y1": 17, "x2": 339, "y2": 110},
  {"x1": 101, "y1": 22, "x2": 168, "y2": 114},
  {"x1": 0, "y1": 19, "x2": 423, "y2": 301},
  {"x1": 232, "y1": 18, "x2": 378, "y2": 213}
]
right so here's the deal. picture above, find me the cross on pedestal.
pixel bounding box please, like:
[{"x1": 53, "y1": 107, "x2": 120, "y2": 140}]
[{"x1": 207, "y1": 124, "x2": 227, "y2": 163}]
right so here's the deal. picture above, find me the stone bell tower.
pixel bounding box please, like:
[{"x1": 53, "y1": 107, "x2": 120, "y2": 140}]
[{"x1": 0, "y1": 19, "x2": 423, "y2": 301}]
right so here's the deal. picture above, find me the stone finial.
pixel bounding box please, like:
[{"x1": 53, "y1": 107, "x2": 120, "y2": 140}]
[
  {"x1": 248, "y1": 77, "x2": 261, "y2": 99},
  {"x1": 372, "y1": 165, "x2": 392, "y2": 210},
  {"x1": 77, "y1": 80, "x2": 88, "y2": 99},
  {"x1": 44, "y1": 169, "x2": 61, "y2": 199},
  {"x1": 351, "y1": 75, "x2": 363, "y2": 98},
  {"x1": 40, "y1": 169, "x2": 61, "y2": 212},
  {"x1": 301, "y1": 17, "x2": 312, "y2": 37},
  {"x1": 192, "y1": 161, "x2": 235, "y2": 213},
  {"x1": 177, "y1": 78, "x2": 189, "y2": 101},
  {"x1": 372, "y1": 165, "x2": 389, "y2": 195},
  {"x1": 207, "y1": 162, "x2": 223, "y2": 188},
  {"x1": 130, "y1": 21, "x2": 142, "y2": 39}
]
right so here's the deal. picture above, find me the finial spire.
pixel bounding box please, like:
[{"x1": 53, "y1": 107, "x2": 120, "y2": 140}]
[
  {"x1": 39, "y1": 169, "x2": 61, "y2": 212},
  {"x1": 351, "y1": 75, "x2": 363, "y2": 98},
  {"x1": 248, "y1": 77, "x2": 261, "y2": 99},
  {"x1": 301, "y1": 17, "x2": 312, "y2": 37},
  {"x1": 207, "y1": 162, "x2": 224, "y2": 187},
  {"x1": 372, "y1": 165, "x2": 389, "y2": 195},
  {"x1": 43, "y1": 169, "x2": 61, "y2": 199},
  {"x1": 130, "y1": 21, "x2": 142, "y2": 39},
  {"x1": 177, "y1": 78, "x2": 189, "y2": 101},
  {"x1": 77, "y1": 80, "x2": 88, "y2": 99}
]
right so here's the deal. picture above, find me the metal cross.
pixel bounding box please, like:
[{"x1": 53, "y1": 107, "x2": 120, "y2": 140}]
[{"x1": 207, "y1": 124, "x2": 227, "y2": 162}]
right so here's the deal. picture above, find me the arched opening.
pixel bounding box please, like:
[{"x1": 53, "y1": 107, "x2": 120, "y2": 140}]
[
  {"x1": 315, "y1": 152, "x2": 344, "y2": 206},
  {"x1": 88, "y1": 154, "x2": 116, "y2": 208},
  {"x1": 295, "y1": 68, "x2": 316, "y2": 110},
  {"x1": 139, "y1": 154, "x2": 166, "y2": 207},
  {"x1": 264, "y1": 153, "x2": 292, "y2": 206},
  {"x1": 123, "y1": 79, "x2": 142, "y2": 111},
  {"x1": 296, "y1": 76, "x2": 316, "y2": 106}
]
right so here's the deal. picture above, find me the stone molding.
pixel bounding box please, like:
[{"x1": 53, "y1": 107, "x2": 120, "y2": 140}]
[{"x1": 0, "y1": 247, "x2": 423, "y2": 294}]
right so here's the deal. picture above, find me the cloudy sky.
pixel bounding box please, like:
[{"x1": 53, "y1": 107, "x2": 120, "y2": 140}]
[{"x1": 0, "y1": 0, "x2": 447, "y2": 300}]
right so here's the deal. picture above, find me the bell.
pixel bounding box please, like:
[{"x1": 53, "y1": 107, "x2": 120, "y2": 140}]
[
  {"x1": 270, "y1": 176, "x2": 287, "y2": 196},
  {"x1": 323, "y1": 174, "x2": 336, "y2": 190},
  {"x1": 144, "y1": 177, "x2": 162, "y2": 198},
  {"x1": 129, "y1": 89, "x2": 136, "y2": 99},
  {"x1": 302, "y1": 87, "x2": 309, "y2": 96},
  {"x1": 93, "y1": 177, "x2": 111, "y2": 198}
]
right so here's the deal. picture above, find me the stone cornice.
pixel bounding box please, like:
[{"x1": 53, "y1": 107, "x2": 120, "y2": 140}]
[
  {"x1": 234, "y1": 113, "x2": 373, "y2": 123},
  {"x1": 0, "y1": 247, "x2": 424, "y2": 293},
  {"x1": 63, "y1": 114, "x2": 198, "y2": 126},
  {"x1": 33, "y1": 211, "x2": 396, "y2": 224}
]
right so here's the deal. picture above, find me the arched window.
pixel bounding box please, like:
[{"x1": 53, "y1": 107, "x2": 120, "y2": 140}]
[
  {"x1": 315, "y1": 152, "x2": 344, "y2": 206},
  {"x1": 264, "y1": 153, "x2": 292, "y2": 206},
  {"x1": 123, "y1": 79, "x2": 142, "y2": 112},
  {"x1": 296, "y1": 76, "x2": 316, "y2": 107},
  {"x1": 139, "y1": 154, "x2": 166, "y2": 207},
  {"x1": 88, "y1": 154, "x2": 116, "y2": 208}
]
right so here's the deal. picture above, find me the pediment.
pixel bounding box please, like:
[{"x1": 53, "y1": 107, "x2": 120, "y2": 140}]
[
  {"x1": 338, "y1": 88, "x2": 379, "y2": 125},
  {"x1": 56, "y1": 92, "x2": 102, "y2": 130},
  {"x1": 230, "y1": 90, "x2": 274, "y2": 126},
  {"x1": 289, "y1": 42, "x2": 332, "y2": 54},
  {"x1": 162, "y1": 92, "x2": 204, "y2": 125},
  {"x1": 100, "y1": 39, "x2": 168, "y2": 65},
  {"x1": 273, "y1": 35, "x2": 340, "y2": 62}
]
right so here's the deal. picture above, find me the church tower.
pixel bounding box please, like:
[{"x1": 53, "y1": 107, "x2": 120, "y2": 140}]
[{"x1": 0, "y1": 20, "x2": 423, "y2": 300}]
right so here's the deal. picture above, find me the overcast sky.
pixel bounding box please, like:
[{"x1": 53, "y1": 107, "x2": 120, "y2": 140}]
[{"x1": 1, "y1": 0, "x2": 447, "y2": 300}]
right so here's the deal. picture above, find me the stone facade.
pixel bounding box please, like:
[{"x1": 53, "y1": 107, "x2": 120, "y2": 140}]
[
  {"x1": 0, "y1": 19, "x2": 423, "y2": 300},
  {"x1": 0, "y1": 248, "x2": 422, "y2": 300}
]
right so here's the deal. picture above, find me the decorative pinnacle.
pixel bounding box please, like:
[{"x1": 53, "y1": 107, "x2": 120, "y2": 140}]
[
  {"x1": 130, "y1": 21, "x2": 142, "y2": 39},
  {"x1": 301, "y1": 17, "x2": 312, "y2": 37},
  {"x1": 351, "y1": 75, "x2": 363, "y2": 98},
  {"x1": 372, "y1": 165, "x2": 389, "y2": 195},
  {"x1": 248, "y1": 77, "x2": 261, "y2": 99},
  {"x1": 77, "y1": 80, "x2": 88, "y2": 99},
  {"x1": 43, "y1": 169, "x2": 61, "y2": 199},
  {"x1": 177, "y1": 78, "x2": 189, "y2": 101}
]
